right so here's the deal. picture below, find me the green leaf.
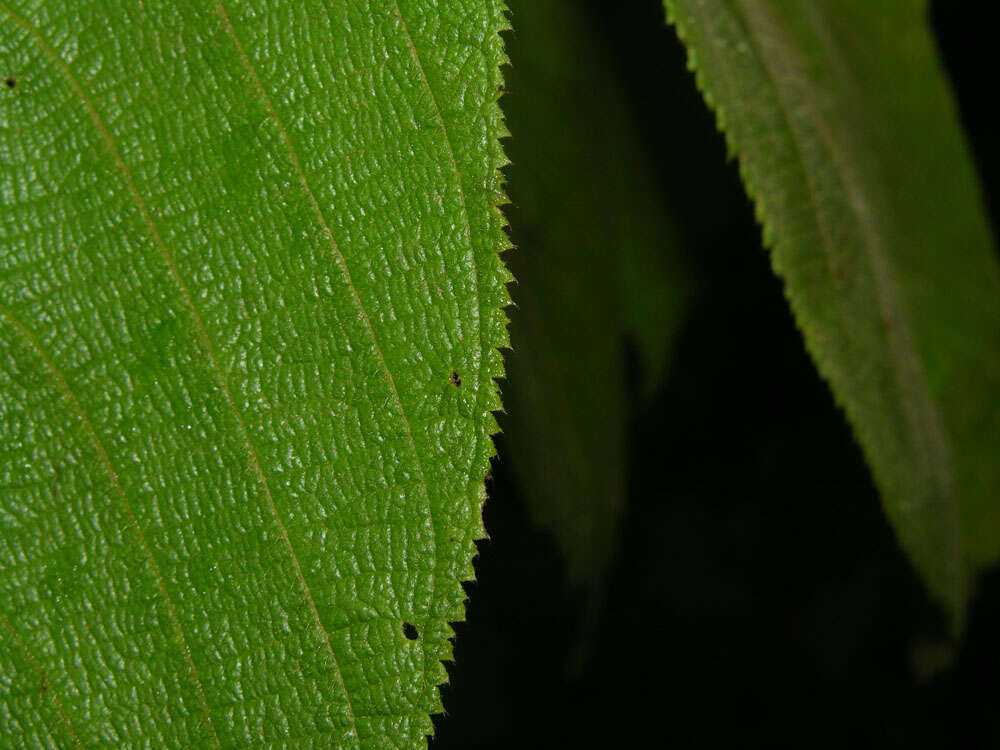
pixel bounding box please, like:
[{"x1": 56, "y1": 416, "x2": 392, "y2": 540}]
[
  {"x1": 0, "y1": 0, "x2": 509, "y2": 745},
  {"x1": 664, "y1": 0, "x2": 1000, "y2": 626},
  {"x1": 503, "y1": 0, "x2": 689, "y2": 589}
]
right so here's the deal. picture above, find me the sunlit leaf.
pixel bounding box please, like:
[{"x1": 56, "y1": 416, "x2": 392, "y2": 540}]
[{"x1": 0, "y1": 0, "x2": 510, "y2": 744}]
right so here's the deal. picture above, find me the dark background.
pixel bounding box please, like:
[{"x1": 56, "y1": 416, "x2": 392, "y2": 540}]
[{"x1": 432, "y1": 2, "x2": 1000, "y2": 747}]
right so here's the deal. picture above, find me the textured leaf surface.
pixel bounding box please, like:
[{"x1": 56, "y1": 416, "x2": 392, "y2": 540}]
[
  {"x1": 664, "y1": 0, "x2": 1000, "y2": 625},
  {"x1": 503, "y1": 0, "x2": 688, "y2": 588},
  {"x1": 0, "y1": 0, "x2": 509, "y2": 745}
]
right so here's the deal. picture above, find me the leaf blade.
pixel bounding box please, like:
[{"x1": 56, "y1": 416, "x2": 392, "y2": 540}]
[
  {"x1": 0, "y1": 0, "x2": 509, "y2": 745},
  {"x1": 503, "y1": 0, "x2": 690, "y2": 589},
  {"x1": 664, "y1": 0, "x2": 1000, "y2": 625}
]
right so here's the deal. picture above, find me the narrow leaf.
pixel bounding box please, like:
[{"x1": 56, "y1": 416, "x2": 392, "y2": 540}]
[
  {"x1": 504, "y1": 0, "x2": 689, "y2": 589},
  {"x1": 0, "y1": 0, "x2": 510, "y2": 745},
  {"x1": 664, "y1": 0, "x2": 1000, "y2": 626}
]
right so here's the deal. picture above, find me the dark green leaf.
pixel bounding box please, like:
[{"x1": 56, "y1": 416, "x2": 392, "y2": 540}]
[{"x1": 504, "y1": 0, "x2": 689, "y2": 588}]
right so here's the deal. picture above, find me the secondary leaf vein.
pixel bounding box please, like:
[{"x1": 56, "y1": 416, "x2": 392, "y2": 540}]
[{"x1": 0, "y1": 304, "x2": 220, "y2": 749}]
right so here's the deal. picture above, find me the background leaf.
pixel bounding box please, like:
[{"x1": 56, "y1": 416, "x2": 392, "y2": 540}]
[
  {"x1": 664, "y1": 0, "x2": 1000, "y2": 627},
  {"x1": 0, "y1": 0, "x2": 509, "y2": 745},
  {"x1": 502, "y1": 0, "x2": 690, "y2": 591}
]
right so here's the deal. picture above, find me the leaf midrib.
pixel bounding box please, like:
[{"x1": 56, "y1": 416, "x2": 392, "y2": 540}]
[{"x1": 725, "y1": 0, "x2": 962, "y2": 600}]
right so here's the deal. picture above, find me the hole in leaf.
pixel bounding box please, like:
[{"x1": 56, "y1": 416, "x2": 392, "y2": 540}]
[
  {"x1": 402, "y1": 621, "x2": 419, "y2": 640},
  {"x1": 449, "y1": 370, "x2": 462, "y2": 388},
  {"x1": 4, "y1": 77, "x2": 16, "y2": 90}
]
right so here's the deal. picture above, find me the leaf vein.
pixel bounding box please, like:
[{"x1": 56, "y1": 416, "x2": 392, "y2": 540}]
[
  {"x1": 0, "y1": 304, "x2": 220, "y2": 749},
  {"x1": 211, "y1": 0, "x2": 453, "y2": 733},
  {"x1": 0, "y1": 608, "x2": 82, "y2": 748}
]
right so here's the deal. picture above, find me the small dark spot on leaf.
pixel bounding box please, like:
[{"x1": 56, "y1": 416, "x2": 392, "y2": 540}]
[
  {"x1": 402, "y1": 621, "x2": 419, "y2": 640},
  {"x1": 4, "y1": 77, "x2": 16, "y2": 90},
  {"x1": 449, "y1": 370, "x2": 462, "y2": 388}
]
